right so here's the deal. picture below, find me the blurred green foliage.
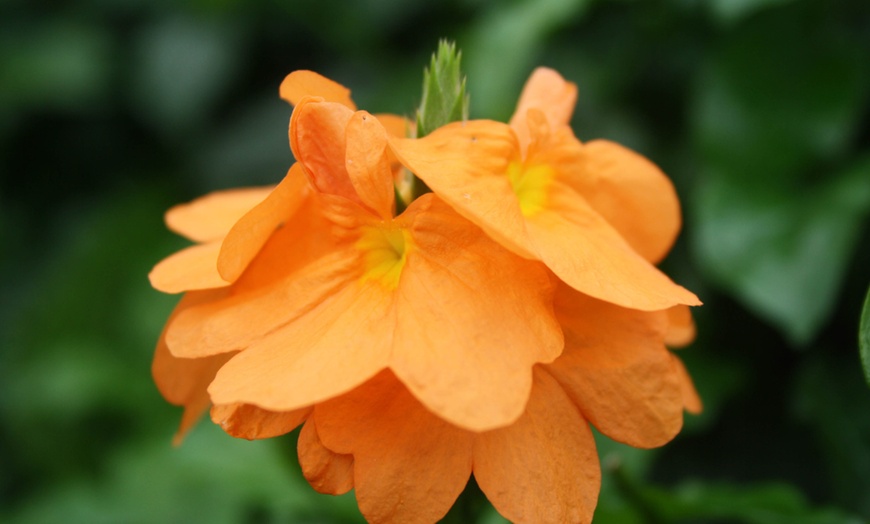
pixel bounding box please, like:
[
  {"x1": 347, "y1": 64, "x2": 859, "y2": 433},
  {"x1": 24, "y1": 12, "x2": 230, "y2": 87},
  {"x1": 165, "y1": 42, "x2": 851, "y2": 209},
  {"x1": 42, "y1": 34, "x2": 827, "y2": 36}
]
[{"x1": 2, "y1": 0, "x2": 869, "y2": 522}]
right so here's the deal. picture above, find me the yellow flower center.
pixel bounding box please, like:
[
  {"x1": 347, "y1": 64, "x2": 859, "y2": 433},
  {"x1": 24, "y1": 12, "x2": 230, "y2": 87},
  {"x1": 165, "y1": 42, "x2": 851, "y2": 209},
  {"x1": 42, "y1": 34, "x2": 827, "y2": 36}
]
[
  {"x1": 507, "y1": 161, "x2": 554, "y2": 216},
  {"x1": 356, "y1": 226, "x2": 412, "y2": 290}
]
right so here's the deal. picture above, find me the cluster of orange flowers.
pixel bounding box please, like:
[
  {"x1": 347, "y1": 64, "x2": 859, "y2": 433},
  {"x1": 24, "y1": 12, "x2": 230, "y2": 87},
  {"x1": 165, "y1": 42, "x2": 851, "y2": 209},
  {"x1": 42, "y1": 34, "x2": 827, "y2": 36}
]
[{"x1": 150, "y1": 67, "x2": 701, "y2": 523}]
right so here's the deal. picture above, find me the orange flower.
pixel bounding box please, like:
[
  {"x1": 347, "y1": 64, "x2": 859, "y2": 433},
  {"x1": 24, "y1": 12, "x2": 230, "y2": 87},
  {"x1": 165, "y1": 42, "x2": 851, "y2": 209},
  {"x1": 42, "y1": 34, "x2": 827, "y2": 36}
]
[
  {"x1": 389, "y1": 68, "x2": 701, "y2": 311},
  {"x1": 153, "y1": 71, "x2": 563, "y2": 434},
  {"x1": 151, "y1": 68, "x2": 701, "y2": 523}
]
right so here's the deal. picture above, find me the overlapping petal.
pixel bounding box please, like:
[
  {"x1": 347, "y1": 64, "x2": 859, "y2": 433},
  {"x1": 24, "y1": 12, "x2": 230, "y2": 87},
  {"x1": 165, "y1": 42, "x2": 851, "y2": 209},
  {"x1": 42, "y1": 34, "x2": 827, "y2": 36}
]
[
  {"x1": 280, "y1": 70, "x2": 356, "y2": 109},
  {"x1": 149, "y1": 242, "x2": 227, "y2": 293},
  {"x1": 210, "y1": 403, "x2": 310, "y2": 440},
  {"x1": 315, "y1": 370, "x2": 474, "y2": 524},
  {"x1": 297, "y1": 420, "x2": 355, "y2": 495},
  {"x1": 217, "y1": 164, "x2": 309, "y2": 282},
  {"x1": 151, "y1": 290, "x2": 235, "y2": 444},
  {"x1": 474, "y1": 368, "x2": 600, "y2": 523},
  {"x1": 546, "y1": 285, "x2": 684, "y2": 448},
  {"x1": 390, "y1": 121, "x2": 700, "y2": 310},
  {"x1": 392, "y1": 195, "x2": 563, "y2": 431},
  {"x1": 165, "y1": 187, "x2": 274, "y2": 243},
  {"x1": 509, "y1": 67, "x2": 578, "y2": 155}
]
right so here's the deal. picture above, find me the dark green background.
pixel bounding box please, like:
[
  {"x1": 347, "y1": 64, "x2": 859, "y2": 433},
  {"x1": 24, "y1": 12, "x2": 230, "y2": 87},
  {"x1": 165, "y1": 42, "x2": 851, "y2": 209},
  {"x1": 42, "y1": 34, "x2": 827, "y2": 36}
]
[{"x1": 2, "y1": 0, "x2": 870, "y2": 522}]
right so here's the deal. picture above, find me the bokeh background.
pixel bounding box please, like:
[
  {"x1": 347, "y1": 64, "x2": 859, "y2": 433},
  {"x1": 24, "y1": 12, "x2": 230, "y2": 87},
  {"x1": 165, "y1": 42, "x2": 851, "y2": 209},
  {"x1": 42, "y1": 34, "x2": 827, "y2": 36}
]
[{"x1": 2, "y1": 0, "x2": 870, "y2": 522}]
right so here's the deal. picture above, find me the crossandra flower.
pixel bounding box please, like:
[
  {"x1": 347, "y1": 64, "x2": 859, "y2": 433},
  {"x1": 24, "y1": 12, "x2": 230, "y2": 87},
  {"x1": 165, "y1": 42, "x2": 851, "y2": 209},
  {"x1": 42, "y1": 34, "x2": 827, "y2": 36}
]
[
  {"x1": 389, "y1": 68, "x2": 701, "y2": 311},
  {"x1": 150, "y1": 67, "x2": 701, "y2": 523}
]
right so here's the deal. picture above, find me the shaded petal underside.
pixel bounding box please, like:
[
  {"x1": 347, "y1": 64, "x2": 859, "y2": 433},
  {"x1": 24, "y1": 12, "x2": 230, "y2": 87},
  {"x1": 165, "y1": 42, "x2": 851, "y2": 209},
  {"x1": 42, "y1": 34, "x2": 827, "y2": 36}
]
[
  {"x1": 563, "y1": 139, "x2": 683, "y2": 264},
  {"x1": 151, "y1": 291, "x2": 235, "y2": 444},
  {"x1": 297, "y1": 419, "x2": 355, "y2": 495},
  {"x1": 546, "y1": 286, "x2": 685, "y2": 448},
  {"x1": 526, "y1": 182, "x2": 700, "y2": 310},
  {"x1": 315, "y1": 370, "x2": 473, "y2": 524},
  {"x1": 665, "y1": 304, "x2": 697, "y2": 348},
  {"x1": 210, "y1": 403, "x2": 310, "y2": 440},
  {"x1": 474, "y1": 368, "x2": 600, "y2": 524}
]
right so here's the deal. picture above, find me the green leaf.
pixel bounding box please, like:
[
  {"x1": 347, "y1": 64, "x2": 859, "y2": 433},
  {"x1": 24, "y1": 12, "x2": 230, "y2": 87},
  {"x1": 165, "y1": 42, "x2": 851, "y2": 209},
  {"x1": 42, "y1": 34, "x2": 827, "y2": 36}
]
[
  {"x1": 415, "y1": 40, "x2": 469, "y2": 138},
  {"x1": 860, "y1": 286, "x2": 870, "y2": 387},
  {"x1": 708, "y1": 0, "x2": 797, "y2": 24},
  {"x1": 692, "y1": 6, "x2": 868, "y2": 188},
  {"x1": 640, "y1": 481, "x2": 863, "y2": 524},
  {"x1": 793, "y1": 351, "x2": 870, "y2": 517},
  {"x1": 4, "y1": 425, "x2": 364, "y2": 524},
  {"x1": 692, "y1": 157, "x2": 870, "y2": 345},
  {"x1": 464, "y1": 0, "x2": 592, "y2": 120},
  {"x1": 690, "y1": 3, "x2": 870, "y2": 345}
]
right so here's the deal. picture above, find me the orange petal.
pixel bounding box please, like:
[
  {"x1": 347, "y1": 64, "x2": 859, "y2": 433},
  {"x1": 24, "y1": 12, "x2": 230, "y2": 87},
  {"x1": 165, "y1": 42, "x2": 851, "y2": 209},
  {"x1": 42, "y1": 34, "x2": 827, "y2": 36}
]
[
  {"x1": 315, "y1": 370, "x2": 473, "y2": 524},
  {"x1": 389, "y1": 120, "x2": 535, "y2": 258},
  {"x1": 562, "y1": 140, "x2": 682, "y2": 263},
  {"x1": 297, "y1": 419, "x2": 354, "y2": 495},
  {"x1": 210, "y1": 403, "x2": 310, "y2": 440},
  {"x1": 671, "y1": 355, "x2": 703, "y2": 414},
  {"x1": 345, "y1": 111, "x2": 395, "y2": 219},
  {"x1": 217, "y1": 164, "x2": 309, "y2": 283},
  {"x1": 290, "y1": 98, "x2": 362, "y2": 203},
  {"x1": 474, "y1": 368, "x2": 600, "y2": 524},
  {"x1": 526, "y1": 182, "x2": 701, "y2": 310},
  {"x1": 665, "y1": 304, "x2": 697, "y2": 348},
  {"x1": 279, "y1": 70, "x2": 356, "y2": 109},
  {"x1": 375, "y1": 113, "x2": 411, "y2": 138},
  {"x1": 509, "y1": 67, "x2": 578, "y2": 154},
  {"x1": 390, "y1": 195, "x2": 564, "y2": 432},
  {"x1": 165, "y1": 187, "x2": 274, "y2": 243},
  {"x1": 545, "y1": 286, "x2": 684, "y2": 448},
  {"x1": 149, "y1": 241, "x2": 228, "y2": 294},
  {"x1": 166, "y1": 197, "x2": 357, "y2": 359},
  {"x1": 207, "y1": 279, "x2": 395, "y2": 410},
  {"x1": 151, "y1": 291, "x2": 235, "y2": 444}
]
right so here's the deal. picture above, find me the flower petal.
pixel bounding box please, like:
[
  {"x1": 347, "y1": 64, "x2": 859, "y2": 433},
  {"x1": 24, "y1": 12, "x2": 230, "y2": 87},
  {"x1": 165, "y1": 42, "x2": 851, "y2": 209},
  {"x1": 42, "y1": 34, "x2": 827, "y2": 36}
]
[
  {"x1": 665, "y1": 304, "x2": 697, "y2": 348},
  {"x1": 474, "y1": 368, "x2": 600, "y2": 524},
  {"x1": 315, "y1": 370, "x2": 473, "y2": 524},
  {"x1": 279, "y1": 70, "x2": 356, "y2": 109},
  {"x1": 217, "y1": 163, "x2": 309, "y2": 283},
  {"x1": 210, "y1": 403, "x2": 309, "y2": 440},
  {"x1": 207, "y1": 279, "x2": 395, "y2": 411},
  {"x1": 345, "y1": 111, "x2": 395, "y2": 219},
  {"x1": 375, "y1": 113, "x2": 411, "y2": 138},
  {"x1": 297, "y1": 419, "x2": 354, "y2": 495},
  {"x1": 393, "y1": 119, "x2": 699, "y2": 310},
  {"x1": 526, "y1": 182, "x2": 700, "y2": 310},
  {"x1": 290, "y1": 98, "x2": 361, "y2": 202},
  {"x1": 509, "y1": 67, "x2": 577, "y2": 154},
  {"x1": 149, "y1": 241, "x2": 228, "y2": 294},
  {"x1": 671, "y1": 355, "x2": 703, "y2": 414},
  {"x1": 563, "y1": 139, "x2": 683, "y2": 263},
  {"x1": 166, "y1": 196, "x2": 354, "y2": 359},
  {"x1": 165, "y1": 187, "x2": 274, "y2": 243},
  {"x1": 151, "y1": 291, "x2": 235, "y2": 445},
  {"x1": 545, "y1": 286, "x2": 684, "y2": 448},
  {"x1": 391, "y1": 196, "x2": 564, "y2": 432},
  {"x1": 389, "y1": 120, "x2": 534, "y2": 258}
]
